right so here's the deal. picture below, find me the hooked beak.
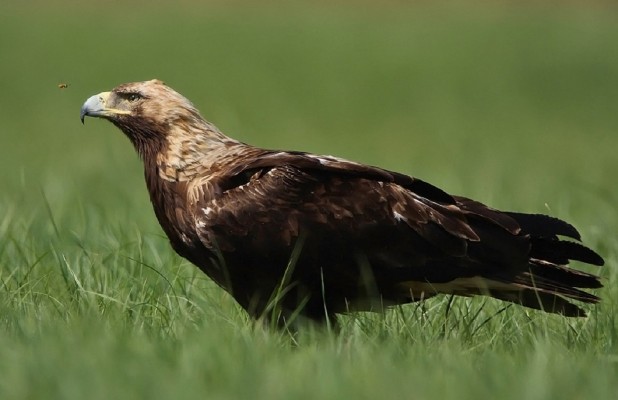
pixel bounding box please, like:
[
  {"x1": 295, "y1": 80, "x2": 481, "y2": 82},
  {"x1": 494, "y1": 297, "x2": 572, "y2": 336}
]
[{"x1": 80, "y1": 91, "x2": 130, "y2": 124}]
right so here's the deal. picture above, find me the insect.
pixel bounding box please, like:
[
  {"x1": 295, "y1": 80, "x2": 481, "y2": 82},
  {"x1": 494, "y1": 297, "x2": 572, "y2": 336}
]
[{"x1": 58, "y1": 83, "x2": 69, "y2": 89}]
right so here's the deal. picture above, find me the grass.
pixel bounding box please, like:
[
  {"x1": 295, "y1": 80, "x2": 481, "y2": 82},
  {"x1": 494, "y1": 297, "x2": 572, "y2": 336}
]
[{"x1": 1, "y1": 1, "x2": 618, "y2": 398}]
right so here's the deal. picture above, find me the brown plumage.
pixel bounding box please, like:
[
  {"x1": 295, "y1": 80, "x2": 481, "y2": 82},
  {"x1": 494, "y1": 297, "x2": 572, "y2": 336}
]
[{"x1": 80, "y1": 79, "x2": 604, "y2": 323}]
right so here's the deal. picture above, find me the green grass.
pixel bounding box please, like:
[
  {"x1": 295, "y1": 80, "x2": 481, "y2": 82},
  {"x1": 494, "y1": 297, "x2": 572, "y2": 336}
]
[{"x1": 1, "y1": 1, "x2": 618, "y2": 399}]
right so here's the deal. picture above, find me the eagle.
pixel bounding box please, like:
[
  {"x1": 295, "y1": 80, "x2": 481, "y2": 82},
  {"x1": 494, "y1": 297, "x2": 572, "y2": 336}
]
[{"x1": 80, "y1": 79, "x2": 604, "y2": 324}]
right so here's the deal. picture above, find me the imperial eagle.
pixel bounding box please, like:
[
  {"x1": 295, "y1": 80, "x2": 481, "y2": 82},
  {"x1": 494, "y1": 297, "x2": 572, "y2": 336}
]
[{"x1": 80, "y1": 79, "x2": 604, "y2": 323}]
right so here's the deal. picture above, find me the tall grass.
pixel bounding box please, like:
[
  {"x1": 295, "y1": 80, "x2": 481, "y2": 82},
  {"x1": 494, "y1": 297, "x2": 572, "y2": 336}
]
[{"x1": 1, "y1": 2, "x2": 617, "y2": 399}]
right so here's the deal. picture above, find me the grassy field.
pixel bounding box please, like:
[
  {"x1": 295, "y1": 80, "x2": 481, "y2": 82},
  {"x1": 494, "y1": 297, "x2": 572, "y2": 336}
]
[{"x1": 1, "y1": 1, "x2": 617, "y2": 398}]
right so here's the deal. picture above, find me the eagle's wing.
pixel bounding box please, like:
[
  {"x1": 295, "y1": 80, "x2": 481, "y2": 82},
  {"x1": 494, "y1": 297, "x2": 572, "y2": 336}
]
[
  {"x1": 225, "y1": 149, "x2": 457, "y2": 204},
  {"x1": 190, "y1": 149, "x2": 603, "y2": 316},
  {"x1": 192, "y1": 149, "x2": 479, "y2": 248}
]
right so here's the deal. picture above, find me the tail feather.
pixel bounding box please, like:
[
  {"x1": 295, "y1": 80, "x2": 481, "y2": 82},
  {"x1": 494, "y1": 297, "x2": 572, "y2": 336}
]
[
  {"x1": 505, "y1": 212, "x2": 581, "y2": 241},
  {"x1": 509, "y1": 271, "x2": 601, "y2": 303},
  {"x1": 530, "y1": 238, "x2": 605, "y2": 266},
  {"x1": 527, "y1": 260, "x2": 603, "y2": 289},
  {"x1": 398, "y1": 273, "x2": 599, "y2": 317}
]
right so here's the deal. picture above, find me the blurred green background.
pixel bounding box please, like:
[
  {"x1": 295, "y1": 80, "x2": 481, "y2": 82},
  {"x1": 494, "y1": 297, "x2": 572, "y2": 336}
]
[
  {"x1": 2, "y1": 1, "x2": 617, "y2": 214},
  {"x1": 1, "y1": 1, "x2": 617, "y2": 399}
]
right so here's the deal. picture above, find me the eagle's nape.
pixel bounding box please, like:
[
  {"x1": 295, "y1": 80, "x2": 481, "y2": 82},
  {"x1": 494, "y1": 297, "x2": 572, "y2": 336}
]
[{"x1": 80, "y1": 79, "x2": 605, "y2": 324}]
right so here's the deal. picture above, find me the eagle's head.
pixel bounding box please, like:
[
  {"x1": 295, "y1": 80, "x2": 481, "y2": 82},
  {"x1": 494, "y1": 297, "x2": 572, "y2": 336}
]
[
  {"x1": 81, "y1": 80, "x2": 230, "y2": 157},
  {"x1": 81, "y1": 79, "x2": 202, "y2": 125}
]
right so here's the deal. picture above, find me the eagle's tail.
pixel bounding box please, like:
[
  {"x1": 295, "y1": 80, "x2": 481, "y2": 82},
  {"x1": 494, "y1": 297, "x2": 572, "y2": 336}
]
[
  {"x1": 488, "y1": 212, "x2": 604, "y2": 316},
  {"x1": 399, "y1": 212, "x2": 604, "y2": 317}
]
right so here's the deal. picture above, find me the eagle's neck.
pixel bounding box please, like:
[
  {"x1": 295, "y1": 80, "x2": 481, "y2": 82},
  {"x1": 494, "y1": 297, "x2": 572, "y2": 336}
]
[{"x1": 154, "y1": 120, "x2": 241, "y2": 183}]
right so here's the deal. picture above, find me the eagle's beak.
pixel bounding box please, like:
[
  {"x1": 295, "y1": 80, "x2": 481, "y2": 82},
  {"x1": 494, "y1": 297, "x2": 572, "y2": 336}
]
[{"x1": 80, "y1": 91, "x2": 130, "y2": 124}]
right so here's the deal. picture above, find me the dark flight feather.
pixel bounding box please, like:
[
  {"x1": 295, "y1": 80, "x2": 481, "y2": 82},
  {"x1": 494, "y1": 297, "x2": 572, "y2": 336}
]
[
  {"x1": 504, "y1": 212, "x2": 582, "y2": 241},
  {"x1": 81, "y1": 79, "x2": 605, "y2": 323}
]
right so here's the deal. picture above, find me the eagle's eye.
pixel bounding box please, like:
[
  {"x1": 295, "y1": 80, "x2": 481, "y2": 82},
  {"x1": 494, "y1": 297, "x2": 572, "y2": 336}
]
[{"x1": 127, "y1": 93, "x2": 142, "y2": 102}]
